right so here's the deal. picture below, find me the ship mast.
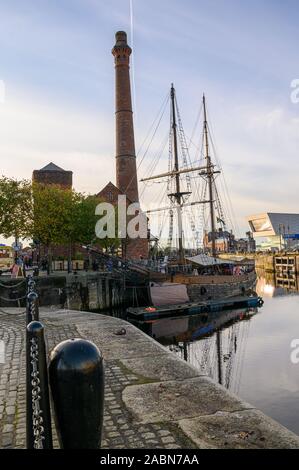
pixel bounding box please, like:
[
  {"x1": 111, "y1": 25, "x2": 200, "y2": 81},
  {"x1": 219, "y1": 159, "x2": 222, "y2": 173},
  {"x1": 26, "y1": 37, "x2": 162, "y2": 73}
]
[
  {"x1": 203, "y1": 94, "x2": 217, "y2": 258},
  {"x1": 171, "y1": 84, "x2": 184, "y2": 263},
  {"x1": 141, "y1": 85, "x2": 216, "y2": 261}
]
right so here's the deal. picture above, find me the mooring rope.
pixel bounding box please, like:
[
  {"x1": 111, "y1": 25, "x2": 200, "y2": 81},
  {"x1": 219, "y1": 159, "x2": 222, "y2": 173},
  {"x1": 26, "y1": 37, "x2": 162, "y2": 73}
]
[
  {"x1": 0, "y1": 308, "x2": 26, "y2": 315},
  {"x1": 0, "y1": 279, "x2": 26, "y2": 288},
  {"x1": 0, "y1": 294, "x2": 27, "y2": 302}
]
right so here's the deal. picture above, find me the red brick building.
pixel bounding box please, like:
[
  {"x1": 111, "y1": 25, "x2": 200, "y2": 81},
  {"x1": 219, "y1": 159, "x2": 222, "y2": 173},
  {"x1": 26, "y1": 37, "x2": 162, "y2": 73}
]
[{"x1": 32, "y1": 162, "x2": 73, "y2": 189}]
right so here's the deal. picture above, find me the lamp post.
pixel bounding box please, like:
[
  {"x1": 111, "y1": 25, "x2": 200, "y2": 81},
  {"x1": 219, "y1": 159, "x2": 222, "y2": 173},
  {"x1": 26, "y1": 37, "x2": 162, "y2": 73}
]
[
  {"x1": 278, "y1": 225, "x2": 282, "y2": 252},
  {"x1": 278, "y1": 224, "x2": 286, "y2": 252}
]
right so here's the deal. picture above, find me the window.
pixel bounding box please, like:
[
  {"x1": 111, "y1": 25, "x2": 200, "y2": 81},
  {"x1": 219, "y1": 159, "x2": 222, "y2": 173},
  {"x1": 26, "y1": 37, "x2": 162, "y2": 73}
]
[{"x1": 250, "y1": 218, "x2": 272, "y2": 233}]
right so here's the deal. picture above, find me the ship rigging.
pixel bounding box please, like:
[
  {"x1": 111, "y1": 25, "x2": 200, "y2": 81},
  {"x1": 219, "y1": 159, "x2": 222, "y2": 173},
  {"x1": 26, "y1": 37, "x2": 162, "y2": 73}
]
[{"x1": 139, "y1": 84, "x2": 234, "y2": 261}]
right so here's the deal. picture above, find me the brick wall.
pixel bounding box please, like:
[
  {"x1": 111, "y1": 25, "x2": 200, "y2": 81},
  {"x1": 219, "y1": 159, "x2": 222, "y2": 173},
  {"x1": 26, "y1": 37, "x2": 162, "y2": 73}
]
[{"x1": 32, "y1": 170, "x2": 73, "y2": 189}]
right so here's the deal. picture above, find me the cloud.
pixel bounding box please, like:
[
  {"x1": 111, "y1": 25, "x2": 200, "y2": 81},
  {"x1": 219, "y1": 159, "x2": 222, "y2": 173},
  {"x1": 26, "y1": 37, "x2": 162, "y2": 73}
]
[
  {"x1": 0, "y1": 89, "x2": 115, "y2": 193},
  {"x1": 1, "y1": 0, "x2": 299, "y2": 245}
]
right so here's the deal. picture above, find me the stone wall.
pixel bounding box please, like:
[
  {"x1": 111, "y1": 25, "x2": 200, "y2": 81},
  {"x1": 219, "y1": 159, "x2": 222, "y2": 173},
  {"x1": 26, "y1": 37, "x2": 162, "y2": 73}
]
[
  {"x1": 0, "y1": 273, "x2": 150, "y2": 311},
  {"x1": 0, "y1": 271, "x2": 255, "y2": 311},
  {"x1": 32, "y1": 169, "x2": 73, "y2": 189},
  {"x1": 255, "y1": 255, "x2": 275, "y2": 272}
]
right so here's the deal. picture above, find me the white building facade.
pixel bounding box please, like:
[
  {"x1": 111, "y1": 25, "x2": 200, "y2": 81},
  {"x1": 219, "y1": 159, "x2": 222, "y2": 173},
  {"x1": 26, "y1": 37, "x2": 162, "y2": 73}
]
[{"x1": 246, "y1": 213, "x2": 299, "y2": 251}]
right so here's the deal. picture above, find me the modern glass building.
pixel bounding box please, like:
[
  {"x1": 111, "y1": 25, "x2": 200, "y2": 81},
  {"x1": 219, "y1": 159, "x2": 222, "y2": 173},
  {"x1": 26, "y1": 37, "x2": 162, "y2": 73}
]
[{"x1": 246, "y1": 213, "x2": 299, "y2": 251}]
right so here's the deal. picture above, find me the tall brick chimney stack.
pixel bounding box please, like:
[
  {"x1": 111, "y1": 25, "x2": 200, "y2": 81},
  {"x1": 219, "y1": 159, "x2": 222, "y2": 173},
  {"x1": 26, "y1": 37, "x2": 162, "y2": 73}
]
[{"x1": 112, "y1": 31, "x2": 139, "y2": 203}]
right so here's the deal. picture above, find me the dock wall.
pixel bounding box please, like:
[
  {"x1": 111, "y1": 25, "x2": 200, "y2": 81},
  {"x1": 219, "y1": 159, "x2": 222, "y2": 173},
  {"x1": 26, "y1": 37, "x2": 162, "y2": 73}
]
[
  {"x1": 0, "y1": 273, "x2": 150, "y2": 311},
  {"x1": 0, "y1": 271, "x2": 258, "y2": 311}
]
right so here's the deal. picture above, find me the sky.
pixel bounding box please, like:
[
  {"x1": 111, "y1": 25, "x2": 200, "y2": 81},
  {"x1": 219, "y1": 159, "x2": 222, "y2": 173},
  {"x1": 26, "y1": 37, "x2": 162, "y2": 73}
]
[{"x1": 0, "y1": 0, "x2": 299, "y2": 242}]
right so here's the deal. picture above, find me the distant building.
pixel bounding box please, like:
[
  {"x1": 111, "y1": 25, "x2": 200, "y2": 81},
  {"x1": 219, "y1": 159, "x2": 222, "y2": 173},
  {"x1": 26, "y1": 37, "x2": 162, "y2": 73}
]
[
  {"x1": 203, "y1": 229, "x2": 235, "y2": 253},
  {"x1": 235, "y1": 234, "x2": 256, "y2": 253},
  {"x1": 32, "y1": 162, "x2": 73, "y2": 189},
  {"x1": 203, "y1": 229, "x2": 256, "y2": 254},
  {"x1": 247, "y1": 212, "x2": 299, "y2": 251}
]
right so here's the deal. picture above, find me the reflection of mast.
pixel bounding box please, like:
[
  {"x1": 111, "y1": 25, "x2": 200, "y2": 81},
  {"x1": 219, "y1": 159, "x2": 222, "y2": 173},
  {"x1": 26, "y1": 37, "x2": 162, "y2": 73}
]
[
  {"x1": 216, "y1": 330, "x2": 223, "y2": 385},
  {"x1": 183, "y1": 341, "x2": 188, "y2": 362}
]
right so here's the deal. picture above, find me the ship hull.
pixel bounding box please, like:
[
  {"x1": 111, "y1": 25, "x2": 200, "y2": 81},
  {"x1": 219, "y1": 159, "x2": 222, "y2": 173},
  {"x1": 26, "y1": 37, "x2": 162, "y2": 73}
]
[
  {"x1": 149, "y1": 271, "x2": 257, "y2": 304},
  {"x1": 180, "y1": 271, "x2": 257, "y2": 302}
]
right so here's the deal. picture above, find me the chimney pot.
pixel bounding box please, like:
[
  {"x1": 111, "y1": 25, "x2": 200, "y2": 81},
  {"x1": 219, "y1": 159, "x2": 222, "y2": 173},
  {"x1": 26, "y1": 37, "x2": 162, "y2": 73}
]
[{"x1": 115, "y1": 31, "x2": 128, "y2": 46}]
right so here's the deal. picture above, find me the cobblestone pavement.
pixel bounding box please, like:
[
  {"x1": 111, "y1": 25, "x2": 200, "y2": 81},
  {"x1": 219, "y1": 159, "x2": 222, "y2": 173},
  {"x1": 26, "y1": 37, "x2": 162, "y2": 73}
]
[
  {"x1": 1, "y1": 309, "x2": 299, "y2": 450},
  {"x1": 0, "y1": 309, "x2": 195, "y2": 449}
]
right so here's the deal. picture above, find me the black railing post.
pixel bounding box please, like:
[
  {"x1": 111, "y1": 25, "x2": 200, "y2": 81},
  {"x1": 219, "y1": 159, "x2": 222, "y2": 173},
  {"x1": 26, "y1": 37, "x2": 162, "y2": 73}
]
[
  {"x1": 26, "y1": 276, "x2": 39, "y2": 322},
  {"x1": 26, "y1": 321, "x2": 53, "y2": 449},
  {"x1": 27, "y1": 275, "x2": 36, "y2": 294},
  {"x1": 27, "y1": 291, "x2": 39, "y2": 322},
  {"x1": 49, "y1": 338, "x2": 104, "y2": 449},
  {"x1": 26, "y1": 277, "x2": 39, "y2": 448}
]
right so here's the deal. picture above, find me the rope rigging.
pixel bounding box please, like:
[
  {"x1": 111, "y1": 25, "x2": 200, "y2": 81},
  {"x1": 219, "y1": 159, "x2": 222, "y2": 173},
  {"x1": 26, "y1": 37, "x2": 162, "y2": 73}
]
[{"x1": 139, "y1": 86, "x2": 239, "y2": 254}]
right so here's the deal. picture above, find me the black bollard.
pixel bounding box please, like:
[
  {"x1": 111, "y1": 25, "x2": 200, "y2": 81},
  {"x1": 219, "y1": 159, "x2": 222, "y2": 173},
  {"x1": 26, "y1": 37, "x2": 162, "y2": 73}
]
[
  {"x1": 49, "y1": 339, "x2": 104, "y2": 449},
  {"x1": 26, "y1": 321, "x2": 53, "y2": 449}
]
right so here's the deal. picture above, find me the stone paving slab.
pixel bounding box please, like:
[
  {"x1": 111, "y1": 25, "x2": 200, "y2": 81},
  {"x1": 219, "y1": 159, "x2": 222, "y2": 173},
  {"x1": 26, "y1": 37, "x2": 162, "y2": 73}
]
[
  {"x1": 77, "y1": 324, "x2": 166, "y2": 361},
  {"x1": 0, "y1": 308, "x2": 299, "y2": 449},
  {"x1": 120, "y1": 354, "x2": 203, "y2": 382},
  {"x1": 179, "y1": 409, "x2": 299, "y2": 449},
  {"x1": 122, "y1": 377, "x2": 255, "y2": 424}
]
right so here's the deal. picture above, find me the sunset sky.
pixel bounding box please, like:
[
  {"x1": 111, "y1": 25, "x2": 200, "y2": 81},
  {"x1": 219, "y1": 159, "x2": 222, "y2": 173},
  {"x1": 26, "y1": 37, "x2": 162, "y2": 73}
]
[{"x1": 0, "y1": 0, "x2": 298, "y2": 239}]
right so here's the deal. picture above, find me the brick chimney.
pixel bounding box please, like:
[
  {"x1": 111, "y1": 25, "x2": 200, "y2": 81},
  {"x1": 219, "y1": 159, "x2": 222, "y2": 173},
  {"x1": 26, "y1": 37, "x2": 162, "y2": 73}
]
[
  {"x1": 111, "y1": 31, "x2": 148, "y2": 261},
  {"x1": 112, "y1": 31, "x2": 139, "y2": 203}
]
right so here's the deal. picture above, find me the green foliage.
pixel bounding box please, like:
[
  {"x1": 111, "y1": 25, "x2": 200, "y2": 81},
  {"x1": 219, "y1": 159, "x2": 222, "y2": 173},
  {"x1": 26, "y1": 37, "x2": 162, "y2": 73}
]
[
  {"x1": 0, "y1": 177, "x2": 121, "y2": 254},
  {"x1": 32, "y1": 184, "x2": 120, "y2": 249},
  {"x1": 0, "y1": 176, "x2": 33, "y2": 239},
  {"x1": 96, "y1": 203, "x2": 121, "y2": 253},
  {"x1": 33, "y1": 183, "x2": 73, "y2": 246},
  {"x1": 72, "y1": 195, "x2": 100, "y2": 245}
]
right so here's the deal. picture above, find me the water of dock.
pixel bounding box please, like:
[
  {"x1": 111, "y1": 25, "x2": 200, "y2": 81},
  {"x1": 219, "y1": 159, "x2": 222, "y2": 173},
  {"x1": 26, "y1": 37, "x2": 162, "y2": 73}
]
[{"x1": 131, "y1": 272, "x2": 299, "y2": 436}]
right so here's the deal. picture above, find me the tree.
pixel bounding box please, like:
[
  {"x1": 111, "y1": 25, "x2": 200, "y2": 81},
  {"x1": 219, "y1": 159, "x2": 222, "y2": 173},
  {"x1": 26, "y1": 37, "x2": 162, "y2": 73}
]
[
  {"x1": 72, "y1": 195, "x2": 100, "y2": 246},
  {"x1": 58, "y1": 192, "x2": 99, "y2": 272},
  {"x1": 95, "y1": 202, "x2": 121, "y2": 254},
  {"x1": 0, "y1": 177, "x2": 33, "y2": 252},
  {"x1": 33, "y1": 183, "x2": 75, "y2": 272},
  {"x1": 33, "y1": 184, "x2": 120, "y2": 272}
]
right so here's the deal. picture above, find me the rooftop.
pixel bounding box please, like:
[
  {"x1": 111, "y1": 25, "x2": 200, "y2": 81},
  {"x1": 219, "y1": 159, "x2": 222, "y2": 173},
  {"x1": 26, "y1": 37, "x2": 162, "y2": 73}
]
[{"x1": 39, "y1": 162, "x2": 66, "y2": 172}]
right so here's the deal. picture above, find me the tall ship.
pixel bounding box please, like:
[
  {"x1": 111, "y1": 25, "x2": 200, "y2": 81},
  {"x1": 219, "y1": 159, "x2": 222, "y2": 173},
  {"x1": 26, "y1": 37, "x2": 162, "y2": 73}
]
[
  {"x1": 86, "y1": 33, "x2": 256, "y2": 308},
  {"x1": 138, "y1": 84, "x2": 256, "y2": 304}
]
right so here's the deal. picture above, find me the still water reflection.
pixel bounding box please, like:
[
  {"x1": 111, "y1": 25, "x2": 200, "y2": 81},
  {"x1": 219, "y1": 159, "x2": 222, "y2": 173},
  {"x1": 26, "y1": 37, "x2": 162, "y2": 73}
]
[{"x1": 133, "y1": 272, "x2": 299, "y2": 436}]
